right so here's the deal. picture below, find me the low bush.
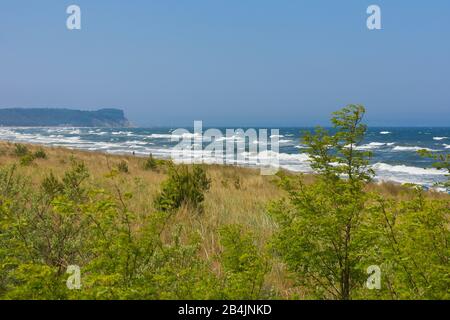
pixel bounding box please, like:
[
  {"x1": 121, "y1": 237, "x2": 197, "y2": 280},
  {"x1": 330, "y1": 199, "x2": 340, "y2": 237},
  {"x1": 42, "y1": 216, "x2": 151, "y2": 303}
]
[
  {"x1": 154, "y1": 164, "x2": 211, "y2": 212},
  {"x1": 14, "y1": 144, "x2": 29, "y2": 157},
  {"x1": 20, "y1": 154, "x2": 35, "y2": 166},
  {"x1": 219, "y1": 225, "x2": 270, "y2": 299},
  {"x1": 117, "y1": 160, "x2": 129, "y2": 173},
  {"x1": 33, "y1": 148, "x2": 47, "y2": 159},
  {"x1": 143, "y1": 154, "x2": 158, "y2": 171}
]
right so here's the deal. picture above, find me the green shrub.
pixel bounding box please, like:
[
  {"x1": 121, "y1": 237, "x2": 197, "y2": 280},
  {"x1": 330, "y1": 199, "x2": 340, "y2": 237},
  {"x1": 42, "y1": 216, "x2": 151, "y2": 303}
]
[
  {"x1": 155, "y1": 164, "x2": 211, "y2": 212},
  {"x1": 33, "y1": 148, "x2": 47, "y2": 159},
  {"x1": 143, "y1": 154, "x2": 169, "y2": 172},
  {"x1": 41, "y1": 172, "x2": 64, "y2": 199},
  {"x1": 20, "y1": 154, "x2": 35, "y2": 166},
  {"x1": 143, "y1": 154, "x2": 158, "y2": 171},
  {"x1": 62, "y1": 161, "x2": 89, "y2": 202},
  {"x1": 117, "y1": 160, "x2": 129, "y2": 173},
  {"x1": 14, "y1": 144, "x2": 29, "y2": 157},
  {"x1": 361, "y1": 191, "x2": 450, "y2": 300}
]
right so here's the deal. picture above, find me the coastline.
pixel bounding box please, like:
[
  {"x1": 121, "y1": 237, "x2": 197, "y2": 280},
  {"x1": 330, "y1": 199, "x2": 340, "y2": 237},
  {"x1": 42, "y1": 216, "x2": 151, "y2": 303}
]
[{"x1": 1, "y1": 126, "x2": 449, "y2": 189}]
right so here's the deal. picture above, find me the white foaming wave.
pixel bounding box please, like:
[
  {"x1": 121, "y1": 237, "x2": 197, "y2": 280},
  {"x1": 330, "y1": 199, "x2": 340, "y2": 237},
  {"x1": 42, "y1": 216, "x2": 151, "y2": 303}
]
[
  {"x1": 121, "y1": 140, "x2": 150, "y2": 146},
  {"x1": 355, "y1": 142, "x2": 393, "y2": 150},
  {"x1": 86, "y1": 142, "x2": 119, "y2": 150},
  {"x1": 148, "y1": 133, "x2": 172, "y2": 139},
  {"x1": 372, "y1": 163, "x2": 446, "y2": 176},
  {"x1": 257, "y1": 150, "x2": 310, "y2": 162},
  {"x1": 86, "y1": 130, "x2": 108, "y2": 136},
  {"x1": 433, "y1": 137, "x2": 448, "y2": 141},
  {"x1": 0, "y1": 128, "x2": 147, "y2": 154},
  {"x1": 0, "y1": 128, "x2": 19, "y2": 138},
  {"x1": 215, "y1": 135, "x2": 245, "y2": 142},
  {"x1": 392, "y1": 146, "x2": 438, "y2": 152},
  {"x1": 111, "y1": 131, "x2": 134, "y2": 136},
  {"x1": 380, "y1": 131, "x2": 391, "y2": 135},
  {"x1": 158, "y1": 148, "x2": 312, "y2": 172},
  {"x1": 278, "y1": 139, "x2": 294, "y2": 144},
  {"x1": 344, "y1": 142, "x2": 394, "y2": 150},
  {"x1": 149, "y1": 132, "x2": 202, "y2": 140},
  {"x1": 444, "y1": 144, "x2": 450, "y2": 149},
  {"x1": 250, "y1": 151, "x2": 312, "y2": 172},
  {"x1": 0, "y1": 127, "x2": 306, "y2": 170},
  {"x1": 0, "y1": 128, "x2": 85, "y2": 145},
  {"x1": 372, "y1": 162, "x2": 447, "y2": 186},
  {"x1": 42, "y1": 127, "x2": 82, "y2": 134}
]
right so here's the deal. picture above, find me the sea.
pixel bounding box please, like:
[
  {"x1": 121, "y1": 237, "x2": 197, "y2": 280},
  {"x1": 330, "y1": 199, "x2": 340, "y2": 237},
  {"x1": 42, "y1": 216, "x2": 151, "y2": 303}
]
[{"x1": 0, "y1": 126, "x2": 449, "y2": 190}]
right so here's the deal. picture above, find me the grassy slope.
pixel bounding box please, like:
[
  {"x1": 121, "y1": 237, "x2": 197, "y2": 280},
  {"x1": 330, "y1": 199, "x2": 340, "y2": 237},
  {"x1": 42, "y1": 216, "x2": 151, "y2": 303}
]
[{"x1": 0, "y1": 141, "x2": 447, "y2": 297}]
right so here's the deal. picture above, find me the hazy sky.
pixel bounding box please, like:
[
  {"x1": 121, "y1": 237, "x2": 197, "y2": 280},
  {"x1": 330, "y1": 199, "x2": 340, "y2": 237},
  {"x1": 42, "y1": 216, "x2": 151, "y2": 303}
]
[{"x1": 1, "y1": 0, "x2": 449, "y2": 126}]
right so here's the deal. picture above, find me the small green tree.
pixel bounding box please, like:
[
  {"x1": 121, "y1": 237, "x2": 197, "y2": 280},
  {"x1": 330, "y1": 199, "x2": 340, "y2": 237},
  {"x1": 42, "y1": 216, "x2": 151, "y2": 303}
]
[{"x1": 269, "y1": 105, "x2": 374, "y2": 299}]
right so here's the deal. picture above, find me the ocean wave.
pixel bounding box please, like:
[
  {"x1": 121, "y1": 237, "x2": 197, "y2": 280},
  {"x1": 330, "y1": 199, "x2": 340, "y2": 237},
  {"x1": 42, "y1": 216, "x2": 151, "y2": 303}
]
[
  {"x1": 372, "y1": 163, "x2": 446, "y2": 176},
  {"x1": 355, "y1": 142, "x2": 394, "y2": 150},
  {"x1": 121, "y1": 140, "x2": 149, "y2": 146},
  {"x1": 148, "y1": 133, "x2": 173, "y2": 139},
  {"x1": 392, "y1": 146, "x2": 438, "y2": 152},
  {"x1": 372, "y1": 162, "x2": 447, "y2": 186},
  {"x1": 278, "y1": 139, "x2": 294, "y2": 144},
  {"x1": 163, "y1": 148, "x2": 312, "y2": 172},
  {"x1": 215, "y1": 135, "x2": 244, "y2": 142},
  {"x1": 150, "y1": 133, "x2": 202, "y2": 140},
  {"x1": 380, "y1": 131, "x2": 391, "y2": 135},
  {"x1": 90, "y1": 131, "x2": 108, "y2": 136},
  {"x1": 433, "y1": 137, "x2": 448, "y2": 141},
  {"x1": 111, "y1": 131, "x2": 134, "y2": 136}
]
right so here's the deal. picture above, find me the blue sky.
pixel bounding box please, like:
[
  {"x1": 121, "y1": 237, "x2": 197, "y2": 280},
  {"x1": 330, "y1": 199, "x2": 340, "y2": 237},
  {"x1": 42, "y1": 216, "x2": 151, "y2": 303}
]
[{"x1": 0, "y1": 0, "x2": 449, "y2": 126}]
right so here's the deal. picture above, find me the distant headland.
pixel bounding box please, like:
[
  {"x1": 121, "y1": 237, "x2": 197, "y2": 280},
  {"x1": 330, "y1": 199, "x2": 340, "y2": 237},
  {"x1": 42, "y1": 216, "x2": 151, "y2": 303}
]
[{"x1": 0, "y1": 108, "x2": 131, "y2": 127}]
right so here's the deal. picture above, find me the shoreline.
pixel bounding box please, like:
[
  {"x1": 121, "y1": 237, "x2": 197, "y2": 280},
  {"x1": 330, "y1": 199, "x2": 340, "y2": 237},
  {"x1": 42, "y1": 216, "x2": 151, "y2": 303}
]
[{"x1": 1, "y1": 138, "x2": 448, "y2": 195}]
